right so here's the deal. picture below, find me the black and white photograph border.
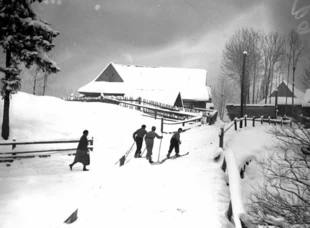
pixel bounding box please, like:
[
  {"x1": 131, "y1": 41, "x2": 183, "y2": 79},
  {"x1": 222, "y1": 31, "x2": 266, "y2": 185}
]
[{"x1": 0, "y1": 0, "x2": 310, "y2": 227}]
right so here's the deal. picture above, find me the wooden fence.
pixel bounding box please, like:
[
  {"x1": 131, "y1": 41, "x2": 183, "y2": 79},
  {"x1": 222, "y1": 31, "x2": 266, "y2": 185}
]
[
  {"x1": 0, "y1": 138, "x2": 94, "y2": 162},
  {"x1": 159, "y1": 110, "x2": 218, "y2": 133},
  {"x1": 66, "y1": 95, "x2": 214, "y2": 121},
  {"x1": 216, "y1": 115, "x2": 292, "y2": 227}
]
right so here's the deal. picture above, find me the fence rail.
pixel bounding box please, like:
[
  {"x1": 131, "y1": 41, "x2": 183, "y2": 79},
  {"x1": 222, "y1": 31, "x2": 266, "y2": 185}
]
[
  {"x1": 0, "y1": 138, "x2": 94, "y2": 162},
  {"x1": 160, "y1": 110, "x2": 218, "y2": 133}
]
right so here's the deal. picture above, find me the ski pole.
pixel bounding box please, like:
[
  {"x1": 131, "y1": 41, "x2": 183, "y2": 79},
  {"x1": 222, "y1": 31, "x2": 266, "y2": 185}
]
[
  {"x1": 140, "y1": 147, "x2": 147, "y2": 157},
  {"x1": 125, "y1": 142, "x2": 135, "y2": 159},
  {"x1": 157, "y1": 138, "x2": 162, "y2": 162}
]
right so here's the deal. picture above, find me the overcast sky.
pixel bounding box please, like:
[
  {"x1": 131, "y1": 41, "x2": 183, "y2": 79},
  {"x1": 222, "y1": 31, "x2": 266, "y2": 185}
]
[{"x1": 2, "y1": 0, "x2": 310, "y2": 96}]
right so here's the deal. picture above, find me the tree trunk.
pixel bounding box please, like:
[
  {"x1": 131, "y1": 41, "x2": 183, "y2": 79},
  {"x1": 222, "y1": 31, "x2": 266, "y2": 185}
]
[
  {"x1": 285, "y1": 49, "x2": 292, "y2": 115},
  {"x1": 264, "y1": 65, "x2": 271, "y2": 104},
  {"x1": 2, "y1": 90, "x2": 11, "y2": 140},
  {"x1": 252, "y1": 66, "x2": 257, "y2": 104},
  {"x1": 33, "y1": 77, "x2": 37, "y2": 95},
  {"x1": 269, "y1": 65, "x2": 274, "y2": 104},
  {"x1": 42, "y1": 74, "x2": 47, "y2": 95},
  {"x1": 1, "y1": 50, "x2": 11, "y2": 140}
]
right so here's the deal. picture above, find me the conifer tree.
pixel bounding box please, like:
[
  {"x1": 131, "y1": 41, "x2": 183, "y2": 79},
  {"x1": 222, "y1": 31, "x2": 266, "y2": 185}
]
[{"x1": 0, "y1": 0, "x2": 60, "y2": 139}]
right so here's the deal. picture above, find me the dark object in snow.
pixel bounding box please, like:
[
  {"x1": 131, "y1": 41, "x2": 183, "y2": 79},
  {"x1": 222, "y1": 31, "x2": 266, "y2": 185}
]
[
  {"x1": 69, "y1": 130, "x2": 90, "y2": 171},
  {"x1": 0, "y1": 159, "x2": 13, "y2": 163},
  {"x1": 64, "y1": 209, "x2": 78, "y2": 224},
  {"x1": 39, "y1": 155, "x2": 50, "y2": 158},
  {"x1": 6, "y1": 164, "x2": 11, "y2": 167},
  {"x1": 240, "y1": 168, "x2": 245, "y2": 179},
  {"x1": 115, "y1": 142, "x2": 135, "y2": 167},
  {"x1": 221, "y1": 158, "x2": 227, "y2": 172},
  {"x1": 301, "y1": 146, "x2": 310, "y2": 155},
  {"x1": 214, "y1": 154, "x2": 221, "y2": 161},
  {"x1": 119, "y1": 155, "x2": 126, "y2": 166}
]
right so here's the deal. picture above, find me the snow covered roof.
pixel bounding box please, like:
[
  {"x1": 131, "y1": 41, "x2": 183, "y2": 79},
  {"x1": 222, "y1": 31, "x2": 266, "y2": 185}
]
[
  {"x1": 78, "y1": 62, "x2": 211, "y2": 101},
  {"x1": 259, "y1": 80, "x2": 305, "y2": 105},
  {"x1": 111, "y1": 63, "x2": 207, "y2": 89},
  {"x1": 181, "y1": 86, "x2": 210, "y2": 101}
]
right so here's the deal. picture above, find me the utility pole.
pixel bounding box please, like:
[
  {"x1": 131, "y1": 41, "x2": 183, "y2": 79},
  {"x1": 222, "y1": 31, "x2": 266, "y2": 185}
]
[
  {"x1": 240, "y1": 51, "x2": 248, "y2": 117},
  {"x1": 292, "y1": 65, "x2": 296, "y2": 115},
  {"x1": 275, "y1": 89, "x2": 278, "y2": 119}
]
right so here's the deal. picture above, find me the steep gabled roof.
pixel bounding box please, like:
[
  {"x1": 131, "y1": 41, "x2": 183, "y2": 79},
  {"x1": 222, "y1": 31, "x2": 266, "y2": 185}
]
[{"x1": 260, "y1": 80, "x2": 305, "y2": 105}]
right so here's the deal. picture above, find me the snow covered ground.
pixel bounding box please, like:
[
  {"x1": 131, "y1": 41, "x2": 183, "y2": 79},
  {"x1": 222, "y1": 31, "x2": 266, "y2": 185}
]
[{"x1": 0, "y1": 92, "x2": 280, "y2": 228}]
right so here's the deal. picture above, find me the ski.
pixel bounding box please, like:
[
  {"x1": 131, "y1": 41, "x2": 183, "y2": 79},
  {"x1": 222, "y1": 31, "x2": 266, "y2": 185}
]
[
  {"x1": 151, "y1": 152, "x2": 189, "y2": 165},
  {"x1": 167, "y1": 152, "x2": 189, "y2": 160},
  {"x1": 150, "y1": 160, "x2": 166, "y2": 165}
]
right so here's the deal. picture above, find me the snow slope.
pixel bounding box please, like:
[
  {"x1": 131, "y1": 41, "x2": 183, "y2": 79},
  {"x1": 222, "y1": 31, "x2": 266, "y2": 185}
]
[{"x1": 0, "y1": 92, "x2": 279, "y2": 228}]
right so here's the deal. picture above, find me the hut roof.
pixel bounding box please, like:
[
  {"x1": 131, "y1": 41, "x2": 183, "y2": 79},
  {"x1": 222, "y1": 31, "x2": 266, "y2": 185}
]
[{"x1": 259, "y1": 80, "x2": 304, "y2": 105}]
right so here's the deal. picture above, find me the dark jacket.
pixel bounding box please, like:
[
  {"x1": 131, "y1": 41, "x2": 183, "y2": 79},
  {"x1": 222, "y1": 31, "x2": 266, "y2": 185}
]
[
  {"x1": 133, "y1": 128, "x2": 147, "y2": 139},
  {"x1": 77, "y1": 135, "x2": 88, "y2": 151}
]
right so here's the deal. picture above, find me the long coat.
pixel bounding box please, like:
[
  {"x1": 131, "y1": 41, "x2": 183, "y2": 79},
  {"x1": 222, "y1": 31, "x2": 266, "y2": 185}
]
[{"x1": 73, "y1": 135, "x2": 90, "y2": 165}]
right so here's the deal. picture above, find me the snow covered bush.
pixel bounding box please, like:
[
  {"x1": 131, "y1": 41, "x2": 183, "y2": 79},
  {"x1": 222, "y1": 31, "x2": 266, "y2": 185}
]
[{"x1": 246, "y1": 123, "x2": 310, "y2": 227}]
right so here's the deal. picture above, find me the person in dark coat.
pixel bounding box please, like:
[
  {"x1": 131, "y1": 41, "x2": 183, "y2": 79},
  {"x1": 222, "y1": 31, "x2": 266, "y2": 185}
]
[
  {"x1": 133, "y1": 124, "x2": 147, "y2": 158},
  {"x1": 69, "y1": 130, "x2": 90, "y2": 171},
  {"x1": 145, "y1": 126, "x2": 163, "y2": 163},
  {"x1": 167, "y1": 128, "x2": 183, "y2": 158}
]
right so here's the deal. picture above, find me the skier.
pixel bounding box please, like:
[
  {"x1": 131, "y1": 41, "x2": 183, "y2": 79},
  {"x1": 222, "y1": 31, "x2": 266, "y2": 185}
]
[
  {"x1": 69, "y1": 130, "x2": 90, "y2": 171},
  {"x1": 166, "y1": 128, "x2": 183, "y2": 158},
  {"x1": 145, "y1": 126, "x2": 163, "y2": 164},
  {"x1": 133, "y1": 124, "x2": 147, "y2": 158}
]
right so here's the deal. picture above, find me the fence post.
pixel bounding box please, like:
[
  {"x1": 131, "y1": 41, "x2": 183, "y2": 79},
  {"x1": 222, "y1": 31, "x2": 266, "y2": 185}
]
[
  {"x1": 234, "y1": 118, "x2": 237, "y2": 131},
  {"x1": 268, "y1": 116, "x2": 271, "y2": 125},
  {"x1": 12, "y1": 138, "x2": 16, "y2": 150},
  {"x1": 161, "y1": 118, "x2": 164, "y2": 133},
  {"x1": 281, "y1": 117, "x2": 283, "y2": 126},
  {"x1": 261, "y1": 115, "x2": 263, "y2": 124},
  {"x1": 244, "y1": 115, "x2": 247, "y2": 127},
  {"x1": 219, "y1": 127, "x2": 224, "y2": 148},
  {"x1": 138, "y1": 97, "x2": 141, "y2": 111},
  {"x1": 252, "y1": 116, "x2": 255, "y2": 127},
  {"x1": 89, "y1": 137, "x2": 94, "y2": 151},
  {"x1": 239, "y1": 119, "x2": 243, "y2": 129}
]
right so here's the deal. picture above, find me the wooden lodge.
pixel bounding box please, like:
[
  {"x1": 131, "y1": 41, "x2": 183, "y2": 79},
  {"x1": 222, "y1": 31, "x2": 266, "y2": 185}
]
[{"x1": 78, "y1": 62, "x2": 212, "y2": 109}]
